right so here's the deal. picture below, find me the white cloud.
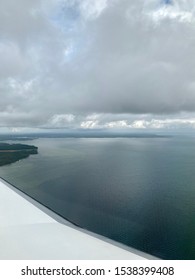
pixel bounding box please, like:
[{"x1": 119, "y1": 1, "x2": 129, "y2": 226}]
[
  {"x1": 79, "y1": 0, "x2": 108, "y2": 20},
  {"x1": 147, "y1": 3, "x2": 195, "y2": 23},
  {"x1": 7, "y1": 78, "x2": 36, "y2": 97},
  {"x1": 130, "y1": 120, "x2": 148, "y2": 129},
  {"x1": 49, "y1": 114, "x2": 75, "y2": 127},
  {"x1": 81, "y1": 114, "x2": 195, "y2": 130},
  {"x1": 10, "y1": 127, "x2": 21, "y2": 133},
  {"x1": 149, "y1": 118, "x2": 195, "y2": 128},
  {"x1": 80, "y1": 120, "x2": 99, "y2": 128},
  {"x1": 105, "y1": 120, "x2": 129, "y2": 128},
  {"x1": 86, "y1": 113, "x2": 101, "y2": 120}
]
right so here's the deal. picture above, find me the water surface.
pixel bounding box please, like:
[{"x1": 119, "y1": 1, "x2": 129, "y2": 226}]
[{"x1": 0, "y1": 137, "x2": 195, "y2": 259}]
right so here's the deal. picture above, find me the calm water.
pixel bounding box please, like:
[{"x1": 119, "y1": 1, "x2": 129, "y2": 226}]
[{"x1": 0, "y1": 137, "x2": 195, "y2": 259}]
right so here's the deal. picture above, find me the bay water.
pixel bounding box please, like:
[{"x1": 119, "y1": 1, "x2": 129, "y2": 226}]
[{"x1": 0, "y1": 136, "x2": 195, "y2": 259}]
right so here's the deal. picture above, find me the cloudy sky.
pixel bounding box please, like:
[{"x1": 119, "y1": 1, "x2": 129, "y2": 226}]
[{"x1": 1, "y1": 0, "x2": 195, "y2": 132}]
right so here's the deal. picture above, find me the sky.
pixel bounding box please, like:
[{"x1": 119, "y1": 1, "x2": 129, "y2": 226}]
[{"x1": 1, "y1": 0, "x2": 195, "y2": 133}]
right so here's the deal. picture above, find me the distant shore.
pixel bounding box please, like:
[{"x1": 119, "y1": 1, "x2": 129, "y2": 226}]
[{"x1": 0, "y1": 143, "x2": 38, "y2": 166}]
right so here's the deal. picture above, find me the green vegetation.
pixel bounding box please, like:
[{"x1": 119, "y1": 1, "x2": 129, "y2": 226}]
[
  {"x1": 0, "y1": 143, "x2": 38, "y2": 151},
  {"x1": 0, "y1": 143, "x2": 38, "y2": 166}
]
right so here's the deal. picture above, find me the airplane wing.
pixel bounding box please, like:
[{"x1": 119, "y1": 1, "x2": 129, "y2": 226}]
[{"x1": 0, "y1": 178, "x2": 151, "y2": 260}]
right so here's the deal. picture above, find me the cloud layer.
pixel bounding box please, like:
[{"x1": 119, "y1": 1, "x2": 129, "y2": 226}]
[{"x1": 1, "y1": 0, "x2": 195, "y2": 130}]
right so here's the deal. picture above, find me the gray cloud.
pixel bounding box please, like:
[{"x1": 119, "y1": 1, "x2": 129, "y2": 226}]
[{"x1": 1, "y1": 0, "x2": 195, "y2": 130}]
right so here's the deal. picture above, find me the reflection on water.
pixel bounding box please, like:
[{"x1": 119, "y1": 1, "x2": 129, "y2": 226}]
[{"x1": 0, "y1": 137, "x2": 195, "y2": 259}]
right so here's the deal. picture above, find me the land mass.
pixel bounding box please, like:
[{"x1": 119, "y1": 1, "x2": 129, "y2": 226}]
[{"x1": 0, "y1": 143, "x2": 38, "y2": 166}]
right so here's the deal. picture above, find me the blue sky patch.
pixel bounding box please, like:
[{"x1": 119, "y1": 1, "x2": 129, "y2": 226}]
[{"x1": 163, "y1": 0, "x2": 172, "y2": 5}]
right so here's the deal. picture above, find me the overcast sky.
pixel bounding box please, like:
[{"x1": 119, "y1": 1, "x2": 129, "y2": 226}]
[{"x1": 1, "y1": 0, "x2": 195, "y2": 132}]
